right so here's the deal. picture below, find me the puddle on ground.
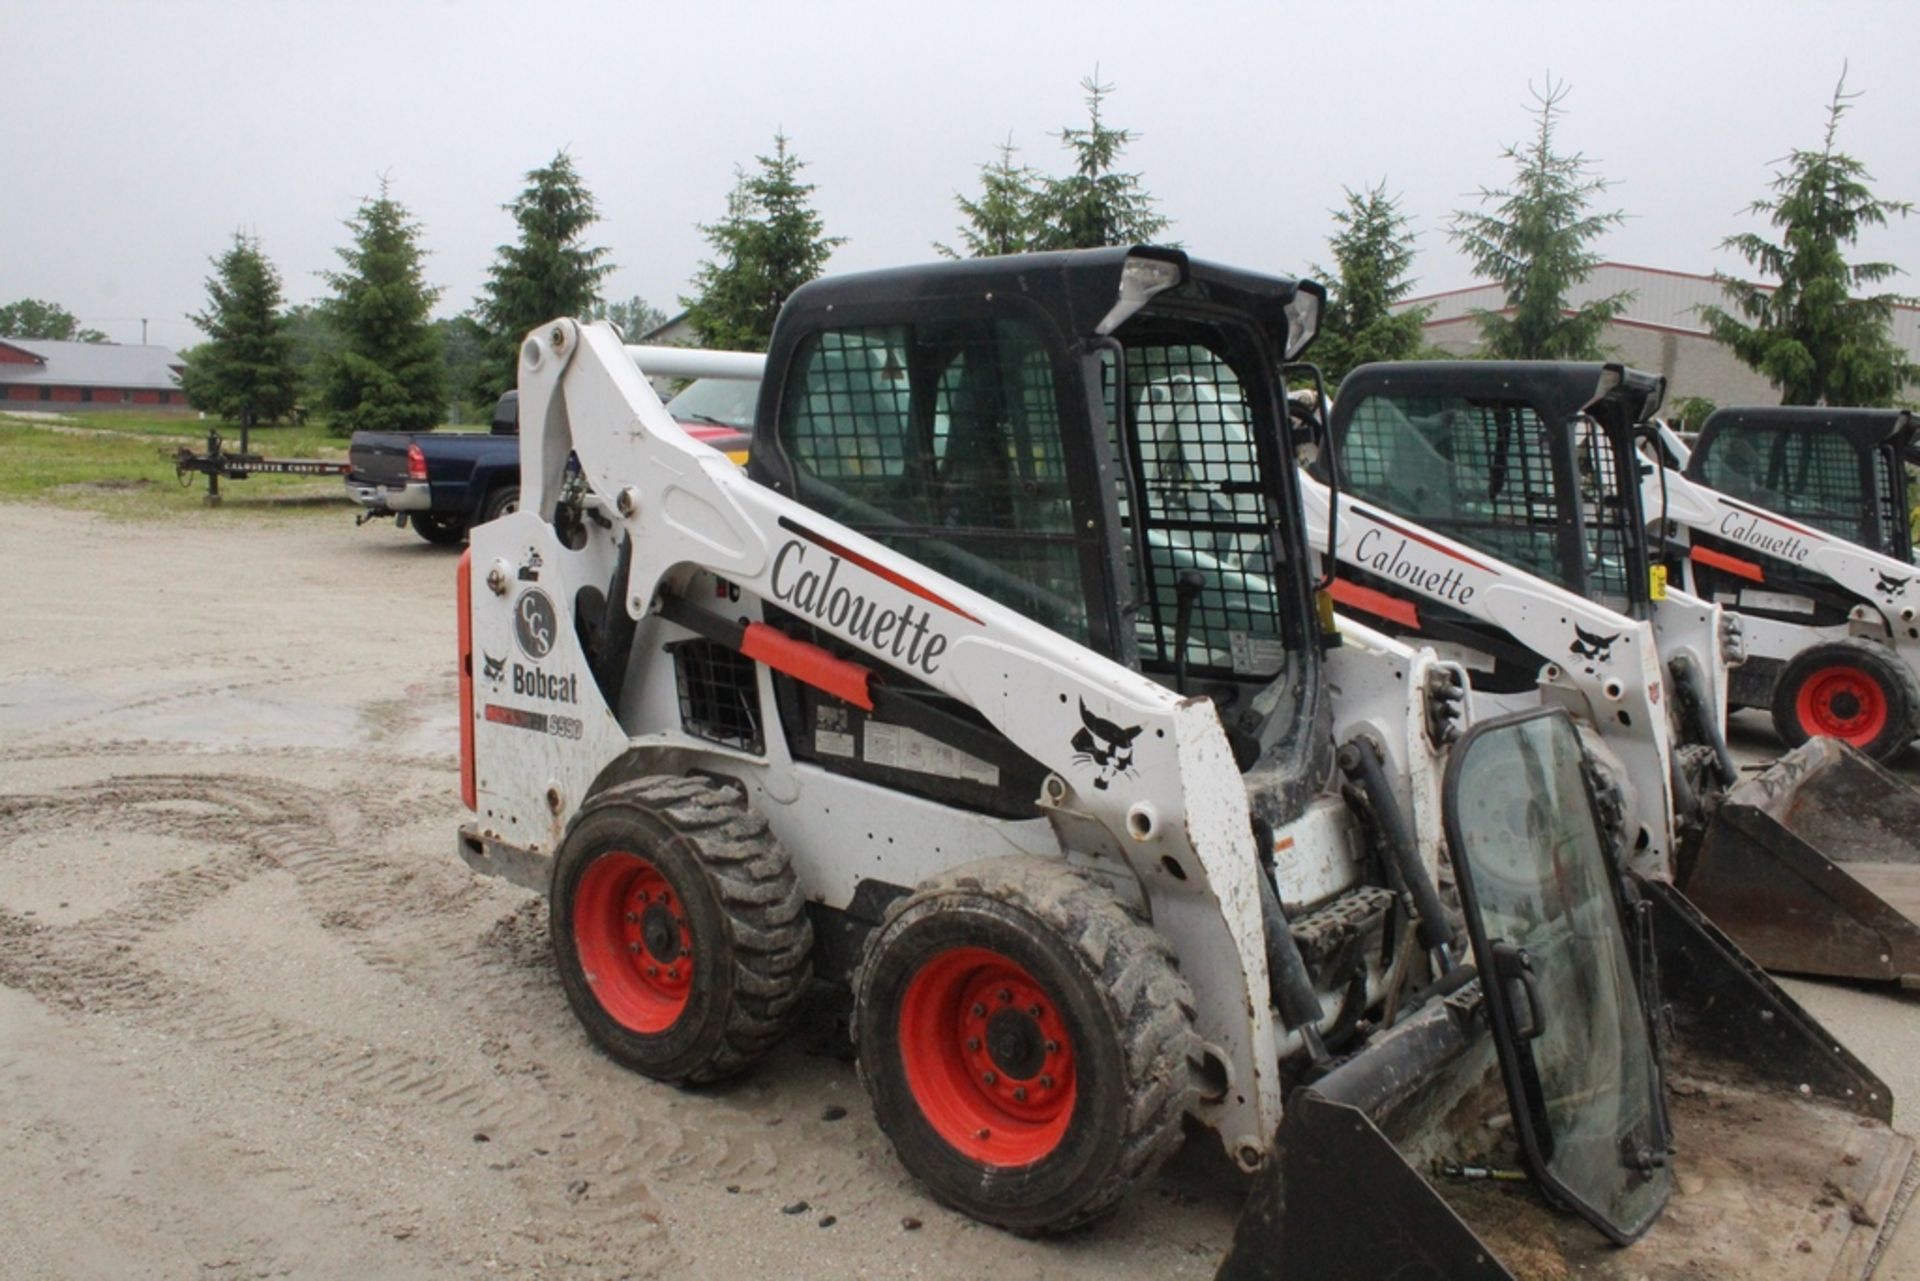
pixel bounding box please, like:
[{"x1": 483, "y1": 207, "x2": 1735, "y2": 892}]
[{"x1": 0, "y1": 677, "x2": 457, "y2": 757}]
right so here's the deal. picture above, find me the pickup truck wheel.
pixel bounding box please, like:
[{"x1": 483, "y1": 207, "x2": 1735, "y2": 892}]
[
  {"x1": 412, "y1": 515, "x2": 468, "y2": 547},
  {"x1": 480, "y1": 484, "x2": 520, "y2": 525},
  {"x1": 550, "y1": 776, "x2": 813, "y2": 1084}
]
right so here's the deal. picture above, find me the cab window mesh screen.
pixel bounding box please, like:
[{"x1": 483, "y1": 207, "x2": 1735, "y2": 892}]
[
  {"x1": 1105, "y1": 340, "x2": 1289, "y2": 677},
  {"x1": 1872, "y1": 450, "x2": 1905, "y2": 557},
  {"x1": 1700, "y1": 426, "x2": 1866, "y2": 543},
  {"x1": 778, "y1": 320, "x2": 1087, "y2": 641},
  {"x1": 1574, "y1": 417, "x2": 1633, "y2": 602},
  {"x1": 1341, "y1": 394, "x2": 1568, "y2": 587}
]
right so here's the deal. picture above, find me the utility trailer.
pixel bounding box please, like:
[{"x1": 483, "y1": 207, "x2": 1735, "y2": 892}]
[{"x1": 450, "y1": 249, "x2": 1915, "y2": 1276}]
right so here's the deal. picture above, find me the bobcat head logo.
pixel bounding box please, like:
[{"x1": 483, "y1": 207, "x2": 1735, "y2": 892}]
[
  {"x1": 482, "y1": 653, "x2": 507, "y2": 684},
  {"x1": 1876, "y1": 571, "x2": 1909, "y2": 600},
  {"x1": 1071, "y1": 699, "x2": 1144, "y2": 791},
  {"x1": 1570, "y1": 625, "x2": 1620, "y2": 664}
]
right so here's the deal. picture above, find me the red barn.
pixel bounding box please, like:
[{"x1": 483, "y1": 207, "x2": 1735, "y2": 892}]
[{"x1": 0, "y1": 338, "x2": 188, "y2": 410}]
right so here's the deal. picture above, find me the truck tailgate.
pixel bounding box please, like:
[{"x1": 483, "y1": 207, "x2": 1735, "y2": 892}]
[{"x1": 347, "y1": 433, "x2": 417, "y2": 485}]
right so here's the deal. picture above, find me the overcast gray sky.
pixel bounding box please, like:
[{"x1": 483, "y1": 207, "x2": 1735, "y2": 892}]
[{"x1": 5, "y1": 0, "x2": 1917, "y2": 350}]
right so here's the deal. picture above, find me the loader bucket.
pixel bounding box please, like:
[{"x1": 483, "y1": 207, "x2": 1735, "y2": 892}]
[
  {"x1": 1218, "y1": 715, "x2": 1917, "y2": 1280},
  {"x1": 1681, "y1": 737, "x2": 1920, "y2": 984}
]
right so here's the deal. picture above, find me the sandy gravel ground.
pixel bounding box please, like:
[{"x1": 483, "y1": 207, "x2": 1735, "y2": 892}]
[{"x1": 2, "y1": 503, "x2": 1915, "y2": 1280}]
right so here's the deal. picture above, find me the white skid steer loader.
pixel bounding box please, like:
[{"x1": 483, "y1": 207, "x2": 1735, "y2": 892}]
[
  {"x1": 453, "y1": 249, "x2": 1914, "y2": 1277},
  {"x1": 1303, "y1": 361, "x2": 1920, "y2": 985}
]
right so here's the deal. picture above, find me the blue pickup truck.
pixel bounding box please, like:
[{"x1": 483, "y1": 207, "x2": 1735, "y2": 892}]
[{"x1": 346, "y1": 380, "x2": 754, "y2": 545}]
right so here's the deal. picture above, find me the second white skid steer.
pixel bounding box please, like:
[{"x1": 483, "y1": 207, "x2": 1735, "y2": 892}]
[{"x1": 452, "y1": 248, "x2": 1915, "y2": 1277}]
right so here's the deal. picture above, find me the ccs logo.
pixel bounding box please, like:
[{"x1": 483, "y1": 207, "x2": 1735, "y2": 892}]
[{"x1": 515, "y1": 588, "x2": 557, "y2": 660}]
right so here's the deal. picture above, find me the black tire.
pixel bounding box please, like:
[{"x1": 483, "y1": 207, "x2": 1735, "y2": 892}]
[
  {"x1": 549, "y1": 775, "x2": 812, "y2": 1084},
  {"x1": 1769, "y1": 637, "x2": 1920, "y2": 762},
  {"x1": 479, "y1": 483, "x2": 520, "y2": 525},
  {"x1": 411, "y1": 514, "x2": 468, "y2": 547},
  {"x1": 853, "y1": 858, "x2": 1197, "y2": 1235}
]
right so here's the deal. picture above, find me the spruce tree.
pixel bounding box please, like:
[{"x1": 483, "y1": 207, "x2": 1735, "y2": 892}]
[
  {"x1": 939, "y1": 138, "x2": 1043, "y2": 258},
  {"x1": 684, "y1": 133, "x2": 844, "y2": 352},
  {"x1": 1449, "y1": 77, "x2": 1630, "y2": 360},
  {"x1": 1031, "y1": 74, "x2": 1169, "y2": 251},
  {"x1": 1311, "y1": 183, "x2": 1432, "y2": 383},
  {"x1": 320, "y1": 180, "x2": 445, "y2": 436},
  {"x1": 473, "y1": 151, "x2": 613, "y2": 400},
  {"x1": 1701, "y1": 69, "x2": 1917, "y2": 406},
  {"x1": 179, "y1": 233, "x2": 301, "y2": 424}
]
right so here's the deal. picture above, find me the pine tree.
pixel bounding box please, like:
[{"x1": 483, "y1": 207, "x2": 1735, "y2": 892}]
[
  {"x1": 320, "y1": 180, "x2": 445, "y2": 436},
  {"x1": 0, "y1": 299, "x2": 107, "y2": 343},
  {"x1": 939, "y1": 138, "x2": 1043, "y2": 258},
  {"x1": 1449, "y1": 77, "x2": 1630, "y2": 360},
  {"x1": 179, "y1": 233, "x2": 301, "y2": 425},
  {"x1": 1311, "y1": 183, "x2": 1433, "y2": 383},
  {"x1": 473, "y1": 151, "x2": 613, "y2": 401},
  {"x1": 1701, "y1": 69, "x2": 1917, "y2": 406},
  {"x1": 1031, "y1": 74, "x2": 1170, "y2": 251},
  {"x1": 684, "y1": 133, "x2": 844, "y2": 352}
]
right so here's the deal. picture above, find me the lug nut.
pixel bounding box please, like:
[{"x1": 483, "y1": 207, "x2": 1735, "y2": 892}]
[
  {"x1": 628, "y1": 942, "x2": 641, "y2": 953},
  {"x1": 997, "y1": 988, "x2": 1012, "y2": 1003},
  {"x1": 970, "y1": 1003, "x2": 987, "y2": 1018},
  {"x1": 647, "y1": 964, "x2": 659, "y2": 977},
  {"x1": 1044, "y1": 1040, "x2": 1059, "y2": 1054},
  {"x1": 667, "y1": 967, "x2": 679, "y2": 980},
  {"x1": 982, "y1": 1071, "x2": 998, "y2": 1085},
  {"x1": 976, "y1": 1128, "x2": 991, "y2": 1140},
  {"x1": 1039, "y1": 1075, "x2": 1054, "y2": 1089},
  {"x1": 1028, "y1": 1004, "x2": 1043, "y2": 1019},
  {"x1": 626, "y1": 912, "x2": 638, "y2": 923},
  {"x1": 1012, "y1": 1087, "x2": 1027, "y2": 1102},
  {"x1": 965, "y1": 1037, "x2": 981, "y2": 1052}
]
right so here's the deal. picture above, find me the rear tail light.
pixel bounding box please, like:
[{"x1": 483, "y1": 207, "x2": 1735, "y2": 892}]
[{"x1": 407, "y1": 442, "x2": 428, "y2": 481}]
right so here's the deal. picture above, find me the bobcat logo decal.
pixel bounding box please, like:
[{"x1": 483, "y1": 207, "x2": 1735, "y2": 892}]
[
  {"x1": 481, "y1": 653, "x2": 507, "y2": 684},
  {"x1": 1071, "y1": 699, "x2": 1143, "y2": 791},
  {"x1": 1570, "y1": 625, "x2": 1620, "y2": 664},
  {"x1": 1876, "y1": 571, "x2": 1909, "y2": 600}
]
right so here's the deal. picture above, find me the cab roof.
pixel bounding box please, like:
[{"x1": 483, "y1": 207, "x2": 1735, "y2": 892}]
[
  {"x1": 773, "y1": 246, "x2": 1321, "y2": 358},
  {"x1": 1333, "y1": 361, "x2": 1667, "y2": 428}
]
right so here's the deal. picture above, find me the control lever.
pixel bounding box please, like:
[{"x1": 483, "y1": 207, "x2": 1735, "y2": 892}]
[{"x1": 1173, "y1": 570, "x2": 1205, "y2": 694}]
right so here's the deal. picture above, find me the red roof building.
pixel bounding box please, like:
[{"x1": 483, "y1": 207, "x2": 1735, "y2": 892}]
[{"x1": 0, "y1": 338, "x2": 188, "y2": 410}]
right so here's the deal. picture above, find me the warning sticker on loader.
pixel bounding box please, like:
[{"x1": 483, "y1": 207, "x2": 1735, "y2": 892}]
[{"x1": 864, "y1": 722, "x2": 999, "y2": 787}]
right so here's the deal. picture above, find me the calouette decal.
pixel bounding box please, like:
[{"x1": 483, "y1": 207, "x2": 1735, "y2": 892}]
[
  {"x1": 1071, "y1": 699, "x2": 1143, "y2": 791},
  {"x1": 1876, "y1": 571, "x2": 1909, "y2": 600},
  {"x1": 481, "y1": 653, "x2": 507, "y2": 683}
]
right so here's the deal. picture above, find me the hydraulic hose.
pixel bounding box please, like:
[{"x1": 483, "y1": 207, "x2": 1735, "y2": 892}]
[
  {"x1": 1669, "y1": 654, "x2": 1738, "y2": 789},
  {"x1": 1251, "y1": 817, "x2": 1330, "y2": 1064},
  {"x1": 1338, "y1": 737, "x2": 1455, "y2": 966}
]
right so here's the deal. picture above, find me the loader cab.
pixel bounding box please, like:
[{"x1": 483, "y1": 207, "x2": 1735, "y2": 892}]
[
  {"x1": 1323, "y1": 362, "x2": 1661, "y2": 686},
  {"x1": 1686, "y1": 406, "x2": 1916, "y2": 564},
  {"x1": 747, "y1": 248, "x2": 1326, "y2": 811}
]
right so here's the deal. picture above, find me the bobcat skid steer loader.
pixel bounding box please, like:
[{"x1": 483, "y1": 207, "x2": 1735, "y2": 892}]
[
  {"x1": 1306, "y1": 362, "x2": 1920, "y2": 985},
  {"x1": 452, "y1": 248, "x2": 1913, "y2": 1277},
  {"x1": 1656, "y1": 405, "x2": 1920, "y2": 758}
]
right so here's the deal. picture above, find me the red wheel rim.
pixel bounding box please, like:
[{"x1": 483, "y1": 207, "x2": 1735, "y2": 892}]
[
  {"x1": 898, "y1": 946, "x2": 1077, "y2": 1167},
  {"x1": 573, "y1": 851, "x2": 694, "y2": 1033},
  {"x1": 1795, "y1": 664, "x2": 1889, "y2": 746}
]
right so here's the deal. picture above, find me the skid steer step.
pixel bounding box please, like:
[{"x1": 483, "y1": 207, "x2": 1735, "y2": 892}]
[{"x1": 1683, "y1": 738, "x2": 1920, "y2": 983}]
